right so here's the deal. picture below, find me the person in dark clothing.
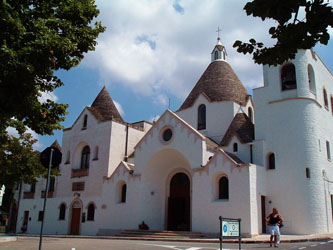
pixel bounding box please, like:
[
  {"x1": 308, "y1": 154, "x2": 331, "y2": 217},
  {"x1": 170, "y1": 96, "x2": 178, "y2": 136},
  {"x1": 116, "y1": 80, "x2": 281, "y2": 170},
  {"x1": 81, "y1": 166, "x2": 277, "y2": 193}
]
[{"x1": 266, "y1": 208, "x2": 283, "y2": 247}]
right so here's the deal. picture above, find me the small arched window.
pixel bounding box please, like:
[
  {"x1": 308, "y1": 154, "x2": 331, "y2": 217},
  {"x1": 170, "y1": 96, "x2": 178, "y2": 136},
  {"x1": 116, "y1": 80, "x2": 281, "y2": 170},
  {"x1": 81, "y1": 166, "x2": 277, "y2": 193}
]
[
  {"x1": 93, "y1": 146, "x2": 99, "y2": 160},
  {"x1": 306, "y1": 168, "x2": 311, "y2": 179},
  {"x1": 323, "y1": 88, "x2": 328, "y2": 109},
  {"x1": 233, "y1": 143, "x2": 238, "y2": 152},
  {"x1": 268, "y1": 153, "x2": 275, "y2": 169},
  {"x1": 214, "y1": 51, "x2": 218, "y2": 60},
  {"x1": 87, "y1": 203, "x2": 95, "y2": 221},
  {"x1": 83, "y1": 115, "x2": 88, "y2": 129},
  {"x1": 218, "y1": 176, "x2": 229, "y2": 200},
  {"x1": 326, "y1": 141, "x2": 331, "y2": 160},
  {"x1": 121, "y1": 184, "x2": 127, "y2": 203},
  {"x1": 81, "y1": 146, "x2": 90, "y2": 169},
  {"x1": 248, "y1": 107, "x2": 253, "y2": 123},
  {"x1": 59, "y1": 203, "x2": 66, "y2": 220},
  {"x1": 198, "y1": 104, "x2": 206, "y2": 130},
  {"x1": 65, "y1": 151, "x2": 70, "y2": 164},
  {"x1": 281, "y1": 63, "x2": 297, "y2": 91},
  {"x1": 308, "y1": 64, "x2": 316, "y2": 94}
]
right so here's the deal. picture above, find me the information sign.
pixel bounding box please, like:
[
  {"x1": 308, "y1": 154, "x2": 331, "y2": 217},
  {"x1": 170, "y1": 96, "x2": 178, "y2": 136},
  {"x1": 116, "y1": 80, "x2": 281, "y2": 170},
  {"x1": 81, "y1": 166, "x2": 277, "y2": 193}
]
[
  {"x1": 222, "y1": 220, "x2": 240, "y2": 237},
  {"x1": 219, "y1": 216, "x2": 242, "y2": 250}
]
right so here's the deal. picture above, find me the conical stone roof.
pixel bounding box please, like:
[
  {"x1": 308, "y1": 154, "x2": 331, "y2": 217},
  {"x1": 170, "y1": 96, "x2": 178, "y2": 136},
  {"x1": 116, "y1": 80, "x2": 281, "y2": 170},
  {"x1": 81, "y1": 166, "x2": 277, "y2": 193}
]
[
  {"x1": 88, "y1": 86, "x2": 123, "y2": 122},
  {"x1": 50, "y1": 140, "x2": 61, "y2": 152},
  {"x1": 220, "y1": 113, "x2": 254, "y2": 146},
  {"x1": 178, "y1": 60, "x2": 249, "y2": 111}
]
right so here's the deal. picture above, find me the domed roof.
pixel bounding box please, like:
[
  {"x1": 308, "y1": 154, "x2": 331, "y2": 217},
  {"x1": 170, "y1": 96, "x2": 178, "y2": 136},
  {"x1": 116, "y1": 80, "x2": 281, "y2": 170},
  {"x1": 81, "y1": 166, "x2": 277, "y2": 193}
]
[
  {"x1": 88, "y1": 86, "x2": 123, "y2": 122},
  {"x1": 178, "y1": 60, "x2": 250, "y2": 111}
]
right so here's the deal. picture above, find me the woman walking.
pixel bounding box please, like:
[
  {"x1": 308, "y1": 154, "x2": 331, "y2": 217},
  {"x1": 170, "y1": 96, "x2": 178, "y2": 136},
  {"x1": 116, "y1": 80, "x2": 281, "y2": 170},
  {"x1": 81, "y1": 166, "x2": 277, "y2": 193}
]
[{"x1": 266, "y1": 208, "x2": 283, "y2": 247}]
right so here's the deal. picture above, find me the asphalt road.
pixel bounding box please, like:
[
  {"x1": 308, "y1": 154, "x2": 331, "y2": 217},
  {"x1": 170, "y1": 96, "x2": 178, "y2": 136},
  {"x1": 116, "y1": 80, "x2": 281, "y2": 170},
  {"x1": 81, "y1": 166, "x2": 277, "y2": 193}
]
[{"x1": 1, "y1": 237, "x2": 333, "y2": 250}]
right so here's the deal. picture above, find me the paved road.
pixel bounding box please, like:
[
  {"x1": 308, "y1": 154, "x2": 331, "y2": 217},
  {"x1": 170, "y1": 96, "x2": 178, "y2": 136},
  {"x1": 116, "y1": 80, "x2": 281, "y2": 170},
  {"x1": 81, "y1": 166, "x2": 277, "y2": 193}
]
[{"x1": 1, "y1": 237, "x2": 333, "y2": 250}]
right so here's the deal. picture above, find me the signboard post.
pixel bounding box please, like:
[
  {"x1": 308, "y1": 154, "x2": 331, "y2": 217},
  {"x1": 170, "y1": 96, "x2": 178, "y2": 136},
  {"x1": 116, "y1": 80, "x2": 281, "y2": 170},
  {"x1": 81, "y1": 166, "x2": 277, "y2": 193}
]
[
  {"x1": 219, "y1": 216, "x2": 242, "y2": 250},
  {"x1": 38, "y1": 146, "x2": 62, "y2": 250}
]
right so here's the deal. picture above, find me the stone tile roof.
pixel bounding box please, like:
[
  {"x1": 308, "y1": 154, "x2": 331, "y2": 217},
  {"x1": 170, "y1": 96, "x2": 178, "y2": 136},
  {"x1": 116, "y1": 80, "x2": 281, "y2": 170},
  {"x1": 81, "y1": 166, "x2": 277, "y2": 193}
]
[
  {"x1": 204, "y1": 137, "x2": 219, "y2": 151},
  {"x1": 220, "y1": 113, "x2": 254, "y2": 146},
  {"x1": 178, "y1": 61, "x2": 250, "y2": 111},
  {"x1": 224, "y1": 151, "x2": 244, "y2": 164},
  {"x1": 89, "y1": 86, "x2": 123, "y2": 122},
  {"x1": 50, "y1": 140, "x2": 61, "y2": 152}
]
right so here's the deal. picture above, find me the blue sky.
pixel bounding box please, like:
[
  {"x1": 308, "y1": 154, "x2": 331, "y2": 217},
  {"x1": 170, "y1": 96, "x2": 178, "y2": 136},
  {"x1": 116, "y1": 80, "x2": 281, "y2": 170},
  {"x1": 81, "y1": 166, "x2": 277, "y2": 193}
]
[{"x1": 35, "y1": 0, "x2": 333, "y2": 150}]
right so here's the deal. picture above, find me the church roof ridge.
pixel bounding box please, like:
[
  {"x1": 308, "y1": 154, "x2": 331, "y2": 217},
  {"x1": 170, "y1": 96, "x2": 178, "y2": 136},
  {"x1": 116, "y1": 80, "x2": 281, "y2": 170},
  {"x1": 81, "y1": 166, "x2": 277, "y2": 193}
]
[
  {"x1": 177, "y1": 60, "x2": 249, "y2": 111},
  {"x1": 90, "y1": 86, "x2": 123, "y2": 122}
]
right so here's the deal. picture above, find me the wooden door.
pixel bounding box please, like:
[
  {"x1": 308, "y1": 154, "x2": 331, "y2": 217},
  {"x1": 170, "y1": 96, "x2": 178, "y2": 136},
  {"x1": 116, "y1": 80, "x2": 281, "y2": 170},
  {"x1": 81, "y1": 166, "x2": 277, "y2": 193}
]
[
  {"x1": 261, "y1": 196, "x2": 266, "y2": 233},
  {"x1": 70, "y1": 208, "x2": 81, "y2": 235},
  {"x1": 167, "y1": 173, "x2": 190, "y2": 231}
]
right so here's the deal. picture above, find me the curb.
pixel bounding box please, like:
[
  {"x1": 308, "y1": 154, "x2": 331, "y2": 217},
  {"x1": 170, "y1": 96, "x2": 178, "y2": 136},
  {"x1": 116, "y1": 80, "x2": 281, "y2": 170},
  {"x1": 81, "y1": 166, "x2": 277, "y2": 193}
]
[{"x1": 1, "y1": 234, "x2": 333, "y2": 244}]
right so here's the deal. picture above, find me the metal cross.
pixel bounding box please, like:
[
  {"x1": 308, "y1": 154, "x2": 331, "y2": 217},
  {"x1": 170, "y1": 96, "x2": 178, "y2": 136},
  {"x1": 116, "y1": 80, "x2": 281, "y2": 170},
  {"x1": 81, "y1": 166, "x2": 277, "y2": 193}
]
[{"x1": 216, "y1": 26, "x2": 222, "y2": 37}]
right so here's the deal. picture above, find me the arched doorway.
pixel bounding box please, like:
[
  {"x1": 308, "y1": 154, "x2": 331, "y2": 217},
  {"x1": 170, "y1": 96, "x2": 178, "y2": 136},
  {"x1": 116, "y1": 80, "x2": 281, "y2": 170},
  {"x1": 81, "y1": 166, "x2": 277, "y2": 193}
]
[
  {"x1": 70, "y1": 201, "x2": 81, "y2": 235},
  {"x1": 167, "y1": 172, "x2": 190, "y2": 231}
]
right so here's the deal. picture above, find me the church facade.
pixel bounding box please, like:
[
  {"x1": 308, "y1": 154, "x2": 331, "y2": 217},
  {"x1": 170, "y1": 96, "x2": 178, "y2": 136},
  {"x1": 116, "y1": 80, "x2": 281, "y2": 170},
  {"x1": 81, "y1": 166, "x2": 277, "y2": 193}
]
[{"x1": 11, "y1": 38, "x2": 333, "y2": 236}]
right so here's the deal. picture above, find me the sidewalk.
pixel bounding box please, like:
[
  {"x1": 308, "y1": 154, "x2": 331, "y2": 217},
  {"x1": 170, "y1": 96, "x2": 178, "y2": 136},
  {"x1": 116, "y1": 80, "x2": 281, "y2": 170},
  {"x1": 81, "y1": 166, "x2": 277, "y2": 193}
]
[
  {"x1": 0, "y1": 235, "x2": 17, "y2": 243},
  {"x1": 240, "y1": 233, "x2": 333, "y2": 243},
  {"x1": 1, "y1": 233, "x2": 333, "y2": 244}
]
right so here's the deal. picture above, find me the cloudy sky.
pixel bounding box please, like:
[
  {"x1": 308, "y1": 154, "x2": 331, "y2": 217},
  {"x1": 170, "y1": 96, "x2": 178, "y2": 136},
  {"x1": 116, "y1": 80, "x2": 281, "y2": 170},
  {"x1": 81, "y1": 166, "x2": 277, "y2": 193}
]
[{"x1": 36, "y1": 0, "x2": 333, "y2": 150}]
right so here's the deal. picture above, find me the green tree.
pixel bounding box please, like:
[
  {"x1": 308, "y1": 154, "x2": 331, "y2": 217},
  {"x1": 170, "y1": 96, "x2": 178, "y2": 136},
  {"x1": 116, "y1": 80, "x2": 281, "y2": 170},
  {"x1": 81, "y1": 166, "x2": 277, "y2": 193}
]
[
  {"x1": 0, "y1": 0, "x2": 105, "y2": 140},
  {"x1": 0, "y1": 133, "x2": 54, "y2": 189},
  {"x1": 233, "y1": 0, "x2": 333, "y2": 65}
]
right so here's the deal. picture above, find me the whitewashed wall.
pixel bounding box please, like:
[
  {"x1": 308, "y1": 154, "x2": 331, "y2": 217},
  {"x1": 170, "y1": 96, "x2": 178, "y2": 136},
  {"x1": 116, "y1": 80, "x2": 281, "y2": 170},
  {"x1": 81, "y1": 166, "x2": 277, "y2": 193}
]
[{"x1": 253, "y1": 49, "x2": 333, "y2": 234}]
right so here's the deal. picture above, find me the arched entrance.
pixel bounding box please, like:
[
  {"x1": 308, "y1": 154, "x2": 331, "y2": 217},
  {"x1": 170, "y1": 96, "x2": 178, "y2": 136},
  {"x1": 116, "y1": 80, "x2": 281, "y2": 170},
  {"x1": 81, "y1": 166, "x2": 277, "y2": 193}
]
[
  {"x1": 167, "y1": 172, "x2": 190, "y2": 231},
  {"x1": 70, "y1": 201, "x2": 81, "y2": 235}
]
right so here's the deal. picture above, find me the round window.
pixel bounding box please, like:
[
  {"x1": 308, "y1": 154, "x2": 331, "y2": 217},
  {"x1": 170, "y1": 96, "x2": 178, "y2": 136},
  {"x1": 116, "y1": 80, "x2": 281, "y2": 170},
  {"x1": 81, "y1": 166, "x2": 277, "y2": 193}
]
[{"x1": 162, "y1": 128, "x2": 173, "y2": 142}]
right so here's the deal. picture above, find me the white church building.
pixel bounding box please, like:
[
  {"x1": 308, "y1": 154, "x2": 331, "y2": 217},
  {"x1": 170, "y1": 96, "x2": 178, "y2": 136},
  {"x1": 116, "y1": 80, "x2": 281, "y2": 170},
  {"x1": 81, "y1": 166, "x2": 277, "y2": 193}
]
[{"x1": 10, "y1": 37, "x2": 333, "y2": 237}]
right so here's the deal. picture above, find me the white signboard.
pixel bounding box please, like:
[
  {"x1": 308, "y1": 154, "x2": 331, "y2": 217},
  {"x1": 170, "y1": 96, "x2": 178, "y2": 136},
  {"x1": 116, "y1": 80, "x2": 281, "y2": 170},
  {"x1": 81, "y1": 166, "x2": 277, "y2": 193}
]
[
  {"x1": 0, "y1": 185, "x2": 5, "y2": 206},
  {"x1": 222, "y1": 220, "x2": 239, "y2": 237}
]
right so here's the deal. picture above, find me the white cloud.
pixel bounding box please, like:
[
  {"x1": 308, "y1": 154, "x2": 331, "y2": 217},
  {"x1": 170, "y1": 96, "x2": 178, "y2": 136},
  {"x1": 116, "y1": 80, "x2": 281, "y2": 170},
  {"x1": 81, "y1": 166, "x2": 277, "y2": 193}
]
[
  {"x1": 114, "y1": 100, "x2": 125, "y2": 116},
  {"x1": 39, "y1": 91, "x2": 58, "y2": 103},
  {"x1": 83, "y1": 0, "x2": 277, "y2": 102},
  {"x1": 6, "y1": 127, "x2": 43, "y2": 150},
  {"x1": 329, "y1": 27, "x2": 333, "y2": 37},
  {"x1": 153, "y1": 94, "x2": 169, "y2": 107}
]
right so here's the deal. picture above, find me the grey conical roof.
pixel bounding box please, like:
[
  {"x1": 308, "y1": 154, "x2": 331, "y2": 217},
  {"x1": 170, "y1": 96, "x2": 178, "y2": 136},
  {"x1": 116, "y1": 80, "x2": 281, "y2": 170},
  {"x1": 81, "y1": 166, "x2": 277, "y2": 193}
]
[
  {"x1": 88, "y1": 86, "x2": 123, "y2": 122},
  {"x1": 178, "y1": 61, "x2": 249, "y2": 111},
  {"x1": 220, "y1": 113, "x2": 254, "y2": 146},
  {"x1": 51, "y1": 140, "x2": 61, "y2": 152}
]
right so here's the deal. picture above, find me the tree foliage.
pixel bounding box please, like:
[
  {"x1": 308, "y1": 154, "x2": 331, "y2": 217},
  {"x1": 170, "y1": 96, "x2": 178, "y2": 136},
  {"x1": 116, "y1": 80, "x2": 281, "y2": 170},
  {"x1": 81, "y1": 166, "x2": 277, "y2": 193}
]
[
  {"x1": 0, "y1": 133, "x2": 58, "y2": 189},
  {"x1": 0, "y1": 0, "x2": 105, "y2": 139},
  {"x1": 233, "y1": 0, "x2": 333, "y2": 65}
]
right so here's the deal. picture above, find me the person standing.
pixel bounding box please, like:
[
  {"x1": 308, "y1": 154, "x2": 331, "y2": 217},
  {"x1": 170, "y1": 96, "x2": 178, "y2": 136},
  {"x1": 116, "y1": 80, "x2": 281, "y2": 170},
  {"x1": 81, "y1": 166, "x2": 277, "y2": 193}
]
[{"x1": 266, "y1": 208, "x2": 283, "y2": 247}]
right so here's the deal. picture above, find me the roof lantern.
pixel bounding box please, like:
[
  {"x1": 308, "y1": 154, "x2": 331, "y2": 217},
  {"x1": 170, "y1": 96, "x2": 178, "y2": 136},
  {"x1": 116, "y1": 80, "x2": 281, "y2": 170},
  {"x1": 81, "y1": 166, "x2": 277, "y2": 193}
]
[{"x1": 211, "y1": 27, "x2": 227, "y2": 62}]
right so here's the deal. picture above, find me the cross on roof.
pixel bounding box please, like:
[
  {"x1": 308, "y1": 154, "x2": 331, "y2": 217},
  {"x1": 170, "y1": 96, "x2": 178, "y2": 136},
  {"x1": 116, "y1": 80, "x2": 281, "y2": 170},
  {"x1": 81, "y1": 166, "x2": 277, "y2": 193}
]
[{"x1": 216, "y1": 26, "x2": 222, "y2": 38}]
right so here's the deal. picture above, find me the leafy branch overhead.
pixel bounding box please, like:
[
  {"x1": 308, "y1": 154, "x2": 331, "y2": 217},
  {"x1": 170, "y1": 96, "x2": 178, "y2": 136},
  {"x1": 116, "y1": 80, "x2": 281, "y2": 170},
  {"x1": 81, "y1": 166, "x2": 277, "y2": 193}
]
[
  {"x1": 0, "y1": 0, "x2": 106, "y2": 137},
  {"x1": 0, "y1": 133, "x2": 59, "y2": 189},
  {"x1": 233, "y1": 0, "x2": 333, "y2": 66}
]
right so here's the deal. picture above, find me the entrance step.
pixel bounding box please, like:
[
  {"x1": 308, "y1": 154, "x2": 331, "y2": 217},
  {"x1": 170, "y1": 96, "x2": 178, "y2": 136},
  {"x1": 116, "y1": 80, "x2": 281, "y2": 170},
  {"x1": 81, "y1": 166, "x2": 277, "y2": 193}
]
[{"x1": 115, "y1": 230, "x2": 206, "y2": 240}]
